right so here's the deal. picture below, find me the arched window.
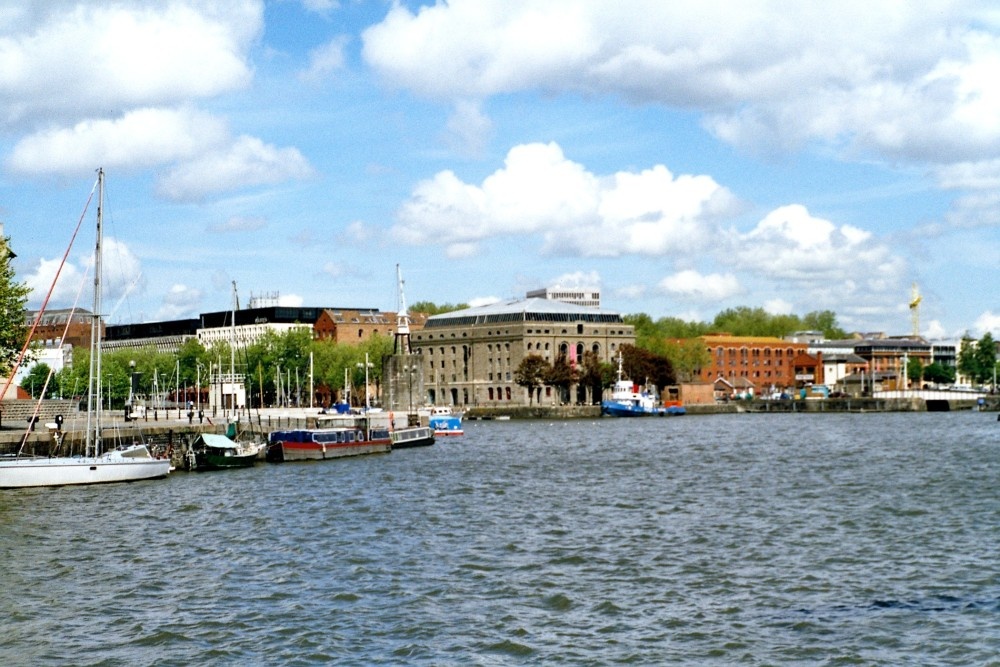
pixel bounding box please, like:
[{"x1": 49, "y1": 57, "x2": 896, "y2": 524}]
[{"x1": 488, "y1": 387, "x2": 494, "y2": 400}]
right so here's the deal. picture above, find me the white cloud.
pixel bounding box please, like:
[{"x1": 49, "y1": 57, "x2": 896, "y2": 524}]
[
  {"x1": 362, "y1": 1, "x2": 1000, "y2": 165},
  {"x1": 764, "y1": 298, "x2": 794, "y2": 315},
  {"x1": 6, "y1": 107, "x2": 229, "y2": 175},
  {"x1": 300, "y1": 0, "x2": 339, "y2": 15},
  {"x1": 973, "y1": 311, "x2": 1000, "y2": 336},
  {"x1": 25, "y1": 257, "x2": 88, "y2": 309},
  {"x1": 211, "y1": 216, "x2": 267, "y2": 233},
  {"x1": 100, "y1": 237, "x2": 146, "y2": 312},
  {"x1": 468, "y1": 296, "x2": 502, "y2": 308},
  {"x1": 156, "y1": 135, "x2": 315, "y2": 201},
  {"x1": 445, "y1": 242, "x2": 478, "y2": 259},
  {"x1": 658, "y1": 270, "x2": 741, "y2": 301},
  {"x1": 299, "y1": 36, "x2": 347, "y2": 83},
  {"x1": 0, "y1": 1, "x2": 259, "y2": 127},
  {"x1": 393, "y1": 141, "x2": 735, "y2": 257},
  {"x1": 444, "y1": 99, "x2": 493, "y2": 156},
  {"x1": 548, "y1": 270, "x2": 601, "y2": 290},
  {"x1": 278, "y1": 293, "x2": 304, "y2": 307},
  {"x1": 731, "y1": 204, "x2": 907, "y2": 320},
  {"x1": 155, "y1": 284, "x2": 204, "y2": 321}
]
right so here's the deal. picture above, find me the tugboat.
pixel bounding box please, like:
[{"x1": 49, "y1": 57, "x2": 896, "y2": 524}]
[{"x1": 601, "y1": 352, "x2": 685, "y2": 417}]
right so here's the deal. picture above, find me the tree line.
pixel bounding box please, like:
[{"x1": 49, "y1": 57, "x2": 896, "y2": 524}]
[{"x1": 21, "y1": 331, "x2": 397, "y2": 409}]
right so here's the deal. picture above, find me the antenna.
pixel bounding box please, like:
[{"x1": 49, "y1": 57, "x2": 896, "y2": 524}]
[{"x1": 909, "y1": 282, "x2": 922, "y2": 337}]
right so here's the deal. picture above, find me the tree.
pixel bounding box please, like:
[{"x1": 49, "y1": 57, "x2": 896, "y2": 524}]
[
  {"x1": 922, "y1": 362, "x2": 955, "y2": 385},
  {"x1": 906, "y1": 356, "x2": 923, "y2": 385},
  {"x1": 545, "y1": 354, "x2": 577, "y2": 404},
  {"x1": 974, "y1": 333, "x2": 998, "y2": 386},
  {"x1": 410, "y1": 301, "x2": 468, "y2": 315},
  {"x1": 514, "y1": 354, "x2": 549, "y2": 405},
  {"x1": 0, "y1": 235, "x2": 33, "y2": 376},
  {"x1": 577, "y1": 350, "x2": 614, "y2": 404},
  {"x1": 801, "y1": 310, "x2": 848, "y2": 339},
  {"x1": 664, "y1": 338, "x2": 711, "y2": 382},
  {"x1": 958, "y1": 333, "x2": 998, "y2": 385},
  {"x1": 20, "y1": 362, "x2": 55, "y2": 399},
  {"x1": 620, "y1": 344, "x2": 676, "y2": 390}
]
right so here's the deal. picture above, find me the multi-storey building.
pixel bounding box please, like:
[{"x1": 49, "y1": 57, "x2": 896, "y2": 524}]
[
  {"x1": 24, "y1": 308, "x2": 97, "y2": 350},
  {"x1": 525, "y1": 287, "x2": 601, "y2": 308},
  {"x1": 314, "y1": 308, "x2": 426, "y2": 344},
  {"x1": 697, "y1": 334, "x2": 809, "y2": 393},
  {"x1": 410, "y1": 298, "x2": 634, "y2": 407}
]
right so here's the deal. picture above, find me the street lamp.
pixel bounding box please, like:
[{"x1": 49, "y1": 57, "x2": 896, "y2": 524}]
[
  {"x1": 127, "y1": 359, "x2": 137, "y2": 421},
  {"x1": 356, "y1": 353, "x2": 373, "y2": 411}
]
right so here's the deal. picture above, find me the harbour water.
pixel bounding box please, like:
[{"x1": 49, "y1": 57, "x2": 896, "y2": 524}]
[{"x1": 1, "y1": 411, "x2": 997, "y2": 665}]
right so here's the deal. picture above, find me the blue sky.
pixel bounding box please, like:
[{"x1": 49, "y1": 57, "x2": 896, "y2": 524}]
[{"x1": 2, "y1": 1, "x2": 999, "y2": 340}]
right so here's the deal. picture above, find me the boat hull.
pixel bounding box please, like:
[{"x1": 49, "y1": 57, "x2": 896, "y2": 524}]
[
  {"x1": 601, "y1": 401, "x2": 686, "y2": 417},
  {"x1": 266, "y1": 427, "x2": 391, "y2": 462},
  {"x1": 428, "y1": 415, "x2": 464, "y2": 436},
  {"x1": 193, "y1": 451, "x2": 258, "y2": 470},
  {"x1": 0, "y1": 454, "x2": 171, "y2": 488},
  {"x1": 390, "y1": 426, "x2": 435, "y2": 448},
  {"x1": 267, "y1": 440, "x2": 391, "y2": 462}
]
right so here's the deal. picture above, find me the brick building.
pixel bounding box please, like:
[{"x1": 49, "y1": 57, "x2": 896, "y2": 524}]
[
  {"x1": 313, "y1": 308, "x2": 427, "y2": 345},
  {"x1": 697, "y1": 334, "x2": 809, "y2": 394}
]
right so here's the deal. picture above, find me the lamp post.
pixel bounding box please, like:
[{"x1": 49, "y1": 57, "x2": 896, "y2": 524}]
[
  {"x1": 127, "y1": 359, "x2": 137, "y2": 421},
  {"x1": 357, "y1": 353, "x2": 373, "y2": 412}
]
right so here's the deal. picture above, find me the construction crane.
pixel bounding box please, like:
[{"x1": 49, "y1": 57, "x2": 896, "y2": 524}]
[{"x1": 909, "y1": 283, "x2": 922, "y2": 337}]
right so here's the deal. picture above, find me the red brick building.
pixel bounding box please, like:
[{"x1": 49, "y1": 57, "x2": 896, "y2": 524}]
[
  {"x1": 697, "y1": 334, "x2": 809, "y2": 394},
  {"x1": 313, "y1": 309, "x2": 427, "y2": 345},
  {"x1": 26, "y1": 309, "x2": 98, "y2": 350}
]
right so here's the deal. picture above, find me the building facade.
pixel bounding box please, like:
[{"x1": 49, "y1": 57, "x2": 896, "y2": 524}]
[
  {"x1": 697, "y1": 334, "x2": 809, "y2": 394},
  {"x1": 525, "y1": 287, "x2": 601, "y2": 308},
  {"x1": 410, "y1": 298, "x2": 634, "y2": 407}
]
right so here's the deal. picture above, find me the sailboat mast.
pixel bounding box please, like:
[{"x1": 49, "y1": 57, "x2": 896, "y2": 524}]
[
  {"x1": 394, "y1": 264, "x2": 411, "y2": 355},
  {"x1": 85, "y1": 168, "x2": 104, "y2": 456},
  {"x1": 230, "y1": 281, "x2": 237, "y2": 378}
]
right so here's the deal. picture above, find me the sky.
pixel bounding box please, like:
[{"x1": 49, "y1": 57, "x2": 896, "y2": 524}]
[{"x1": 2, "y1": 0, "x2": 999, "y2": 341}]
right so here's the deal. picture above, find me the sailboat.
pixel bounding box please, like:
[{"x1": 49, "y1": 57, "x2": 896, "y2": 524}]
[{"x1": 0, "y1": 169, "x2": 171, "y2": 488}]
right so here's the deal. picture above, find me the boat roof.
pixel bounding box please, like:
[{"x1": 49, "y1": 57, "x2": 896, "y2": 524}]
[{"x1": 198, "y1": 433, "x2": 238, "y2": 449}]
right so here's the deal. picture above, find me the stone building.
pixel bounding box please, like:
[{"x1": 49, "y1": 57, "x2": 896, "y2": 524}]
[{"x1": 410, "y1": 298, "x2": 634, "y2": 408}]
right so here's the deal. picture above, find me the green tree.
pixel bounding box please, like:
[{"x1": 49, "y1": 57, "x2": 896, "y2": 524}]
[
  {"x1": 958, "y1": 333, "x2": 997, "y2": 385},
  {"x1": 545, "y1": 353, "x2": 577, "y2": 404},
  {"x1": 410, "y1": 301, "x2": 469, "y2": 315},
  {"x1": 664, "y1": 338, "x2": 711, "y2": 382},
  {"x1": 801, "y1": 310, "x2": 848, "y2": 339},
  {"x1": 514, "y1": 354, "x2": 549, "y2": 405},
  {"x1": 577, "y1": 350, "x2": 614, "y2": 404},
  {"x1": 619, "y1": 344, "x2": 676, "y2": 390},
  {"x1": 0, "y1": 234, "x2": 33, "y2": 375},
  {"x1": 922, "y1": 362, "x2": 955, "y2": 385},
  {"x1": 974, "y1": 333, "x2": 997, "y2": 386},
  {"x1": 20, "y1": 362, "x2": 55, "y2": 399}
]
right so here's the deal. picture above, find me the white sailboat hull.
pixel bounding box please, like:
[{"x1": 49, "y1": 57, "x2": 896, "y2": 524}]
[{"x1": 0, "y1": 449, "x2": 170, "y2": 488}]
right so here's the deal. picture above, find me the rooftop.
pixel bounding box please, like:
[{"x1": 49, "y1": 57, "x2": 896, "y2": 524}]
[{"x1": 425, "y1": 298, "x2": 625, "y2": 327}]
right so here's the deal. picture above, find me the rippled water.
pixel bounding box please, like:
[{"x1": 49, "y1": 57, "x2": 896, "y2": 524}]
[{"x1": 1, "y1": 412, "x2": 998, "y2": 665}]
